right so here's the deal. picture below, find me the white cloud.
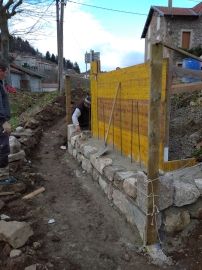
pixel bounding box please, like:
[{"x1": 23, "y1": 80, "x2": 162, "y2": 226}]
[
  {"x1": 18, "y1": 0, "x2": 145, "y2": 72},
  {"x1": 62, "y1": 3, "x2": 145, "y2": 71}
]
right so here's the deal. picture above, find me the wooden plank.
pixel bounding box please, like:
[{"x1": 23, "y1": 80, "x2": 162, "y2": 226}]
[
  {"x1": 0, "y1": 191, "x2": 15, "y2": 196},
  {"x1": 160, "y1": 42, "x2": 202, "y2": 62},
  {"x1": 171, "y1": 81, "x2": 202, "y2": 94},
  {"x1": 162, "y1": 158, "x2": 196, "y2": 171},
  {"x1": 172, "y1": 66, "x2": 202, "y2": 79},
  {"x1": 65, "y1": 75, "x2": 72, "y2": 124},
  {"x1": 22, "y1": 187, "x2": 45, "y2": 200},
  {"x1": 146, "y1": 43, "x2": 163, "y2": 245}
]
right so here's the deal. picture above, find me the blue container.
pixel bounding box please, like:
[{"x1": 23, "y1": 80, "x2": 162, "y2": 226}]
[
  {"x1": 182, "y1": 58, "x2": 201, "y2": 70},
  {"x1": 182, "y1": 58, "x2": 201, "y2": 83}
]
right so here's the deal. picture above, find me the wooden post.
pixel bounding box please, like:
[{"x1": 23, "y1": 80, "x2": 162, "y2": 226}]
[
  {"x1": 146, "y1": 43, "x2": 163, "y2": 245},
  {"x1": 90, "y1": 60, "x2": 101, "y2": 137},
  {"x1": 65, "y1": 75, "x2": 72, "y2": 124},
  {"x1": 164, "y1": 57, "x2": 173, "y2": 162}
]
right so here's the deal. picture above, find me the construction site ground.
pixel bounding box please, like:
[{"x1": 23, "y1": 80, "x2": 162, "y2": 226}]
[{"x1": 0, "y1": 93, "x2": 201, "y2": 270}]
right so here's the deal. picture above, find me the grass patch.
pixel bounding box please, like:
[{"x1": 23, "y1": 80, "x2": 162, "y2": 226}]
[{"x1": 9, "y1": 91, "x2": 59, "y2": 129}]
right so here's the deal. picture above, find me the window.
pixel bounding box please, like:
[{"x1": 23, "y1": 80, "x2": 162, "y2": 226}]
[
  {"x1": 148, "y1": 25, "x2": 151, "y2": 39},
  {"x1": 157, "y1": 16, "x2": 160, "y2": 31},
  {"x1": 181, "y1": 31, "x2": 191, "y2": 49}
]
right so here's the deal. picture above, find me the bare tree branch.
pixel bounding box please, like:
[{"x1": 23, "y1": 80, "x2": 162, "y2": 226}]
[{"x1": 0, "y1": 0, "x2": 55, "y2": 65}]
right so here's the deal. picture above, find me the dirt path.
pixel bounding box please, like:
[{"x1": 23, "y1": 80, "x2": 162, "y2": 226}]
[
  {"x1": 1, "y1": 111, "x2": 201, "y2": 270},
  {"x1": 26, "y1": 116, "x2": 166, "y2": 270}
]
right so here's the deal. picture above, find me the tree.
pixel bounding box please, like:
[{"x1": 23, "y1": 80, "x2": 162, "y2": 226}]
[
  {"x1": 73, "y1": 62, "x2": 80, "y2": 74},
  {"x1": 51, "y1": 53, "x2": 56, "y2": 63},
  {"x1": 0, "y1": 1, "x2": 54, "y2": 65},
  {"x1": 46, "y1": 51, "x2": 51, "y2": 61},
  {"x1": 66, "y1": 59, "x2": 73, "y2": 69},
  {"x1": 0, "y1": 0, "x2": 23, "y2": 64}
]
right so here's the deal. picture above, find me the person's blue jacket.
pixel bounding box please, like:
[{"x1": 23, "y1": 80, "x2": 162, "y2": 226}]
[{"x1": 0, "y1": 80, "x2": 10, "y2": 126}]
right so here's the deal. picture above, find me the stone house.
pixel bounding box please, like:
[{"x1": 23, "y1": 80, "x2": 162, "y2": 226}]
[
  {"x1": 141, "y1": 2, "x2": 202, "y2": 66},
  {"x1": 10, "y1": 63, "x2": 44, "y2": 92},
  {"x1": 14, "y1": 55, "x2": 57, "y2": 73}
]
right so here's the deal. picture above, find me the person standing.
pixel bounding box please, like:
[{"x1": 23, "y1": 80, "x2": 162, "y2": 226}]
[
  {"x1": 0, "y1": 61, "x2": 17, "y2": 185},
  {"x1": 72, "y1": 95, "x2": 91, "y2": 132}
]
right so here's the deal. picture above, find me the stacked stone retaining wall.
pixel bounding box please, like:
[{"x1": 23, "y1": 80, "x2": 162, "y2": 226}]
[{"x1": 68, "y1": 125, "x2": 202, "y2": 244}]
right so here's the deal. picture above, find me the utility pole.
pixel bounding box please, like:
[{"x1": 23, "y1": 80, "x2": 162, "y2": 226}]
[{"x1": 56, "y1": 0, "x2": 65, "y2": 93}]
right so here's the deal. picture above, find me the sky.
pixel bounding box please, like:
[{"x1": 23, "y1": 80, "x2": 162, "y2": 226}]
[{"x1": 27, "y1": 0, "x2": 198, "y2": 72}]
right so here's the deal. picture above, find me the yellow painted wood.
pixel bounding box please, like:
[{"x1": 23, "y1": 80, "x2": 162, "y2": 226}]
[
  {"x1": 90, "y1": 59, "x2": 194, "y2": 172},
  {"x1": 162, "y1": 158, "x2": 196, "y2": 171}
]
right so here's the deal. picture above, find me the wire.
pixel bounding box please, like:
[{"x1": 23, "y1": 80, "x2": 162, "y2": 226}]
[
  {"x1": 23, "y1": 0, "x2": 55, "y2": 35},
  {"x1": 66, "y1": 0, "x2": 147, "y2": 16},
  {"x1": 186, "y1": 0, "x2": 201, "y2": 2}
]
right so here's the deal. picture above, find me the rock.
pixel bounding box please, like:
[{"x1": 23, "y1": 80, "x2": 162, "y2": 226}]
[
  {"x1": 123, "y1": 177, "x2": 137, "y2": 199},
  {"x1": 72, "y1": 148, "x2": 77, "y2": 159},
  {"x1": 83, "y1": 145, "x2": 97, "y2": 159},
  {"x1": 158, "y1": 174, "x2": 174, "y2": 210},
  {"x1": 18, "y1": 128, "x2": 33, "y2": 136},
  {"x1": 190, "y1": 130, "x2": 202, "y2": 143},
  {"x1": 92, "y1": 168, "x2": 100, "y2": 182},
  {"x1": 70, "y1": 134, "x2": 80, "y2": 147},
  {"x1": 0, "y1": 214, "x2": 10, "y2": 220},
  {"x1": 146, "y1": 244, "x2": 172, "y2": 266},
  {"x1": 10, "y1": 249, "x2": 22, "y2": 258},
  {"x1": 24, "y1": 118, "x2": 40, "y2": 129},
  {"x1": 77, "y1": 153, "x2": 84, "y2": 164},
  {"x1": 90, "y1": 154, "x2": 112, "y2": 174},
  {"x1": 112, "y1": 189, "x2": 146, "y2": 240},
  {"x1": 103, "y1": 165, "x2": 125, "y2": 182},
  {"x1": 15, "y1": 126, "x2": 24, "y2": 133},
  {"x1": 68, "y1": 141, "x2": 73, "y2": 155},
  {"x1": 81, "y1": 157, "x2": 93, "y2": 174},
  {"x1": 0, "y1": 181, "x2": 26, "y2": 194},
  {"x1": 24, "y1": 264, "x2": 48, "y2": 270},
  {"x1": 186, "y1": 198, "x2": 202, "y2": 219},
  {"x1": 195, "y1": 178, "x2": 202, "y2": 195},
  {"x1": 114, "y1": 171, "x2": 136, "y2": 189},
  {"x1": 46, "y1": 262, "x2": 54, "y2": 269},
  {"x1": 24, "y1": 264, "x2": 37, "y2": 270},
  {"x1": 0, "y1": 220, "x2": 33, "y2": 248},
  {"x1": 98, "y1": 176, "x2": 108, "y2": 195},
  {"x1": 135, "y1": 171, "x2": 148, "y2": 214},
  {"x1": 9, "y1": 136, "x2": 21, "y2": 154},
  {"x1": 9, "y1": 149, "x2": 26, "y2": 162},
  {"x1": 2, "y1": 243, "x2": 11, "y2": 257},
  {"x1": 33, "y1": 241, "x2": 42, "y2": 250},
  {"x1": 174, "y1": 181, "x2": 200, "y2": 207},
  {"x1": 164, "y1": 207, "x2": 190, "y2": 234},
  {"x1": 67, "y1": 124, "x2": 76, "y2": 141},
  {"x1": 0, "y1": 199, "x2": 5, "y2": 210}
]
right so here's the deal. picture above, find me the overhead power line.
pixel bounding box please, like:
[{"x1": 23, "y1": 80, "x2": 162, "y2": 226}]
[
  {"x1": 186, "y1": 0, "x2": 201, "y2": 3},
  {"x1": 67, "y1": 0, "x2": 147, "y2": 16}
]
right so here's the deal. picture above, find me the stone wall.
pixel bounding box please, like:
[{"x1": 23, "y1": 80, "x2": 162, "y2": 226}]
[
  {"x1": 145, "y1": 13, "x2": 202, "y2": 64},
  {"x1": 68, "y1": 125, "x2": 202, "y2": 243}
]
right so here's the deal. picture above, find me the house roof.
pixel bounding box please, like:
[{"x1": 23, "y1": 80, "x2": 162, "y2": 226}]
[
  {"x1": 10, "y1": 63, "x2": 44, "y2": 78},
  {"x1": 141, "y1": 2, "x2": 202, "y2": 38}
]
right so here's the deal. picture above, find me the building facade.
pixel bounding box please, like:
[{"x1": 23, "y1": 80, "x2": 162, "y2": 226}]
[{"x1": 141, "y1": 2, "x2": 202, "y2": 65}]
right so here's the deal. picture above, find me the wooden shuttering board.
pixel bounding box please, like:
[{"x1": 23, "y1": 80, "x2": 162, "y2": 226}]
[
  {"x1": 162, "y1": 158, "x2": 196, "y2": 171},
  {"x1": 91, "y1": 60, "x2": 168, "y2": 169}
]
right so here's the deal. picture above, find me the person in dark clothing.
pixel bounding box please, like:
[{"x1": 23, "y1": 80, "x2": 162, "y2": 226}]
[
  {"x1": 0, "y1": 61, "x2": 17, "y2": 185},
  {"x1": 72, "y1": 95, "x2": 91, "y2": 132}
]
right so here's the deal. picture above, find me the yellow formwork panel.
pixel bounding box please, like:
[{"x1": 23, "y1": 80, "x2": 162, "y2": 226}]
[{"x1": 90, "y1": 60, "x2": 167, "y2": 170}]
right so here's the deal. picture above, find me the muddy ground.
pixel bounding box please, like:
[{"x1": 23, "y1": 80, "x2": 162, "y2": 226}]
[{"x1": 0, "y1": 94, "x2": 201, "y2": 270}]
